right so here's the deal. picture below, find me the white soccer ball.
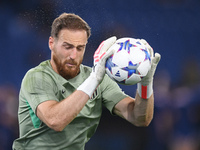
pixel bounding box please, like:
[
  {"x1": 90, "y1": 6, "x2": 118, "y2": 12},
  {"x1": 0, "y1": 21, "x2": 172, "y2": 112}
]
[{"x1": 105, "y1": 37, "x2": 151, "y2": 85}]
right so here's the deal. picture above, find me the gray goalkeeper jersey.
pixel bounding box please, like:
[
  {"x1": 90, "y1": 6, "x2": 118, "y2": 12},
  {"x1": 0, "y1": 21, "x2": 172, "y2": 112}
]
[{"x1": 12, "y1": 60, "x2": 127, "y2": 150}]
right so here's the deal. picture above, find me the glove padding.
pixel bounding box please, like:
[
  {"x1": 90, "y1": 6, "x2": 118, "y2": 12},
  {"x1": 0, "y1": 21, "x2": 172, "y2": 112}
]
[
  {"x1": 92, "y1": 36, "x2": 117, "y2": 83},
  {"x1": 141, "y1": 53, "x2": 161, "y2": 86},
  {"x1": 140, "y1": 39, "x2": 161, "y2": 86},
  {"x1": 77, "y1": 36, "x2": 117, "y2": 97},
  {"x1": 137, "y1": 39, "x2": 161, "y2": 99}
]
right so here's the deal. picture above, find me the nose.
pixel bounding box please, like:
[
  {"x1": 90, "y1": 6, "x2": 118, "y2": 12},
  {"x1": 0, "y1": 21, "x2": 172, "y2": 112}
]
[{"x1": 70, "y1": 48, "x2": 77, "y2": 59}]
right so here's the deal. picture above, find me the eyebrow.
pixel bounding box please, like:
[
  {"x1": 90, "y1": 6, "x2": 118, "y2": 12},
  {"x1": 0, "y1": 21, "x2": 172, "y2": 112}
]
[{"x1": 63, "y1": 42, "x2": 86, "y2": 48}]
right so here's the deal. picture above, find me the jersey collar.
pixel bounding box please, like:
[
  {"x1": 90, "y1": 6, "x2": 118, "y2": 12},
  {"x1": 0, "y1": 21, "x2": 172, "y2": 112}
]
[{"x1": 46, "y1": 60, "x2": 89, "y2": 89}]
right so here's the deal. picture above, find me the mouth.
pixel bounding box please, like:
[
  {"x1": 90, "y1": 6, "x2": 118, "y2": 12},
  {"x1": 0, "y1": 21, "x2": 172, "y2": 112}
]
[{"x1": 66, "y1": 63, "x2": 77, "y2": 67}]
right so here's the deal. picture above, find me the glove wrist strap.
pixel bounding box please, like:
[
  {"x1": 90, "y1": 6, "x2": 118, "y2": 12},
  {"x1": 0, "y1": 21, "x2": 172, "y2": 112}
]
[
  {"x1": 77, "y1": 74, "x2": 99, "y2": 98},
  {"x1": 137, "y1": 82, "x2": 153, "y2": 99}
]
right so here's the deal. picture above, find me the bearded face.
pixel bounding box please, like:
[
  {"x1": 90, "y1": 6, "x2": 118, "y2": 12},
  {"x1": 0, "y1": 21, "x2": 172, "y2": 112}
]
[
  {"x1": 52, "y1": 51, "x2": 83, "y2": 79},
  {"x1": 49, "y1": 29, "x2": 87, "y2": 80}
]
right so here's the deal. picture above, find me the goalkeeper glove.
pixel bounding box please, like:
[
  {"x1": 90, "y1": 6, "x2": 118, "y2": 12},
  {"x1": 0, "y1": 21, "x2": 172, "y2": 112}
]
[
  {"x1": 137, "y1": 39, "x2": 161, "y2": 99},
  {"x1": 77, "y1": 36, "x2": 117, "y2": 97}
]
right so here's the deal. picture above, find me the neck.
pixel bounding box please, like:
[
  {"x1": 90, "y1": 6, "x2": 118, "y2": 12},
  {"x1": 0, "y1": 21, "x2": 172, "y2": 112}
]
[{"x1": 50, "y1": 59, "x2": 59, "y2": 74}]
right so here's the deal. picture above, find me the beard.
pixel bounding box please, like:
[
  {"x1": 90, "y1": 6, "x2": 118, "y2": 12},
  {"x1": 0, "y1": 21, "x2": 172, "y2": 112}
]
[{"x1": 52, "y1": 54, "x2": 82, "y2": 80}]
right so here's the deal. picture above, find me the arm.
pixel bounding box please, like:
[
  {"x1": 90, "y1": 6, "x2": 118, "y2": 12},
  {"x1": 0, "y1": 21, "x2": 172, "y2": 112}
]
[
  {"x1": 113, "y1": 92, "x2": 154, "y2": 127},
  {"x1": 36, "y1": 37, "x2": 116, "y2": 131},
  {"x1": 37, "y1": 90, "x2": 89, "y2": 131},
  {"x1": 114, "y1": 39, "x2": 161, "y2": 127}
]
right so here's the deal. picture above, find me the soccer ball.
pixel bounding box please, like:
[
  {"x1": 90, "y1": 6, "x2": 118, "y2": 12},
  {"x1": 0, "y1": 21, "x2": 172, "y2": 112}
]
[{"x1": 105, "y1": 37, "x2": 151, "y2": 85}]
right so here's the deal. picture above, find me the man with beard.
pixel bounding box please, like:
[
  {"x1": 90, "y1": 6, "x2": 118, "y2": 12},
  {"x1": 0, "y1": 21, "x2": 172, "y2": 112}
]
[{"x1": 13, "y1": 13, "x2": 161, "y2": 150}]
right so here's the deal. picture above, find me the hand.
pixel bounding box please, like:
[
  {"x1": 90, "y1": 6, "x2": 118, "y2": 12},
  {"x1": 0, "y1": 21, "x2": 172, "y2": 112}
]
[
  {"x1": 92, "y1": 36, "x2": 117, "y2": 83},
  {"x1": 137, "y1": 39, "x2": 161, "y2": 99},
  {"x1": 77, "y1": 36, "x2": 117, "y2": 97},
  {"x1": 140, "y1": 39, "x2": 161, "y2": 86}
]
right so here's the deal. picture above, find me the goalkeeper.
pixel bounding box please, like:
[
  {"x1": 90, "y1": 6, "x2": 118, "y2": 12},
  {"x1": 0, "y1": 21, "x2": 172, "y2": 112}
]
[{"x1": 13, "y1": 13, "x2": 161, "y2": 150}]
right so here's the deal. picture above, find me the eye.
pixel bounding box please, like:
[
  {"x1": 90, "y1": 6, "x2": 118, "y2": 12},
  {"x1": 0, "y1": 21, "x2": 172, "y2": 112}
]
[
  {"x1": 65, "y1": 46, "x2": 73, "y2": 50},
  {"x1": 77, "y1": 46, "x2": 85, "y2": 51}
]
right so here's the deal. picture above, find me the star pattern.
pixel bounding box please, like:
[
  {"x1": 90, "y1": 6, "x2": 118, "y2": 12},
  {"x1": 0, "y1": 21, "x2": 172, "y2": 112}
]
[{"x1": 117, "y1": 40, "x2": 133, "y2": 53}]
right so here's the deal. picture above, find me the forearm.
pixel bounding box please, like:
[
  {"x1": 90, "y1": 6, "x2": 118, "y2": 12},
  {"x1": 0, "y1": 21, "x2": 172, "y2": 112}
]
[
  {"x1": 132, "y1": 91, "x2": 154, "y2": 127},
  {"x1": 40, "y1": 71, "x2": 101, "y2": 131},
  {"x1": 37, "y1": 90, "x2": 89, "y2": 131}
]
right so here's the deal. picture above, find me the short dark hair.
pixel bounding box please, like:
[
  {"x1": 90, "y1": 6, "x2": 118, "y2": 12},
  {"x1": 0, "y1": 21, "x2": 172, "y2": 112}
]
[{"x1": 51, "y1": 13, "x2": 91, "y2": 39}]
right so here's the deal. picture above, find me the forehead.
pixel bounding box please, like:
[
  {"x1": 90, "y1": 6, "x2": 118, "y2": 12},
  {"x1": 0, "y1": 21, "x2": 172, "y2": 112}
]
[{"x1": 58, "y1": 29, "x2": 88, "y2": 46}]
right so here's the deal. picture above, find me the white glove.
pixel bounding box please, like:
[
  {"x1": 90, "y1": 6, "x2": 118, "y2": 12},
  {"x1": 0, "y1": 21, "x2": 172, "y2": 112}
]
[
  {"x1": 137, "y1": 39, "x2": 161, "y2": 99},
  {"x1": 92, "y1": 36, "x2": 117, "y2": 83},
  {"x1": 77, "y1": 36, "x2": 117, "y2": 97}
]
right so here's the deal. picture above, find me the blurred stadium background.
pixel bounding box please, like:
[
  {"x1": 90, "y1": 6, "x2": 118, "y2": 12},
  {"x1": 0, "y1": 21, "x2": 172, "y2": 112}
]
[{"x1": 0, "y1": 0, "x2": 200, "y2": 150}]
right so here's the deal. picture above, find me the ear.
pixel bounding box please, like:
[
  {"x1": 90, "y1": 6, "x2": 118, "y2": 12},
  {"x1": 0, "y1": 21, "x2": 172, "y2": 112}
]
[{"x1": 49, "y1": 36, "x2": 54, "y2": 51}]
